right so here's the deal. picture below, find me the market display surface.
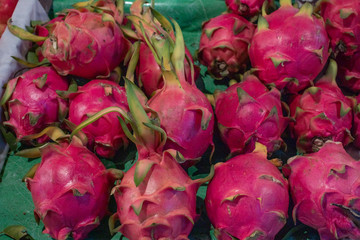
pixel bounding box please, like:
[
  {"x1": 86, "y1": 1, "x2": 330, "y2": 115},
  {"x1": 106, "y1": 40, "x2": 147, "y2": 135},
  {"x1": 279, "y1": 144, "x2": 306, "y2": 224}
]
[{"x1": 0, "y1": 0, "x2": 360, "y2": 239}]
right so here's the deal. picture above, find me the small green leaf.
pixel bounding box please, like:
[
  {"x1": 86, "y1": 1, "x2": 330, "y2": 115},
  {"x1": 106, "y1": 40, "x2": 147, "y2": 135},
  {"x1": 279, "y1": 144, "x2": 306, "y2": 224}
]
[
  {"x1": 0, "y1": 125, "x2": 17, "y2": 151},
  {"x1": 339, "y1": 101, "x2": 351, "y2": 117},
  {"x1": 134, "y1": 160, "x2": 155, "y2": 187},
  {"x1": 279, "y1": 0, "x2": 292, "y2": 6},
  {"x1": 16, "y1": 148, "x2": 41, "y2": 159},
  {"x1": 204, "y1": 27, "x2": 221, "y2": 39},
  {"x1": 296, "y1": 2, "x2": 313, "y2": 17},
  {"x1": 257, "y1": 15, "x2": 269, "y2": 31},
  {"x1": 340, "y1": 9, "x2": 354, "y2": 19},
  {"x1": 33, "y1": 74, "x2": 47, "y2": 89},
  {"x1": 233, "y1": 18, "x2": 246, "y2": 35},
  {"x1": 7, "y1": 19, "x2": 47, "y2": 42},
  {"x1": 0, "y1": 77, "x2": 18, "y2": 106},
  {"x1": 22, "y1": 163, "x2": 40, "y2": 181},
  {"x1": 270, "y1": 56, "x2": 288, "y2": 68},
  {"x1": 2, "y1": 225, "x2": 34, "y2": 240}
]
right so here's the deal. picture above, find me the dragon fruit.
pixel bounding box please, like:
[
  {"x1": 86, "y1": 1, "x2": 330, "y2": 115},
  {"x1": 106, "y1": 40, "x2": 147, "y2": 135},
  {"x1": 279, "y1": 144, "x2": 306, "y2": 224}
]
[
  {"x1": 137, "y1": 42, "x2": 199, "y2": 97},
  {"x1": 0, "y1": 0, "x2": 18, "y2": 37},
  {"x1": 249, "y1": 0, "x2": 330, "y2": 93},
  {"x1": 214, "y1": 73, "x2": 288, "y2": 156},
  {"x1": 352, "y1": 94, "x2": 360, "y2": 148},
  {"x1": 289, "y1": 60, "x2": 354, "y2": 153},
  {"x1": 126, "y1": 10, "x2": 215, "y2": 167},
  {"x1": 285, "y1": 141, "x2": 360, "y2": 240},
  {"x1": 105, "y1": 79, "x2": 213, "y2": 239},
  {"x1": 72, "y1": 1, "x2": 214, "y2": 167},
  {"x1": 198, "y1": 13, "x2": 255, "y2": 79},
  {"x1": 320, "y1": 0, "x2": 360, "y2": 56},
  {"x1": 205, "y1": 143, "x2": 289, "y2": 240},
  {"x1": 25, "y1": 136, "x2": 122, "y2": 240},
  {"x1": 8, "y1": 3, "x2": 130, "y2": 79},
  {"x1": 337, "y1": 51, "x2": 360, "y2": 93},
  {"x1": 41, "y1": 9, "x2": 130, "y2": 79},
  {"x1": 225, "y1": 0, "x2": 268, "y2": 18},
  {"x1": 1, "y1": 66, "x2": 68, "y2": 141},
  {"x1": 147, "y1": 71, "x2": 214, "y2": 167},
  {"x1": 68, "y1": 80, "x2": 142, "y2": 158}
]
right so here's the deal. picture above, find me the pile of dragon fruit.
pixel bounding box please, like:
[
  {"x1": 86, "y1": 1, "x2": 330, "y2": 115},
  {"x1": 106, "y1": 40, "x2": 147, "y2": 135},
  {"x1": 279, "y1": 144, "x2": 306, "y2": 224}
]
[{"x1": 1, "y1": 0, "x2": 360, "y2": 239}]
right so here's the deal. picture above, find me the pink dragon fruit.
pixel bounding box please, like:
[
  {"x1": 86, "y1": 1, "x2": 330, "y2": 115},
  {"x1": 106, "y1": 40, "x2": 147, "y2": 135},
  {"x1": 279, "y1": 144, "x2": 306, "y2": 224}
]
[
  {"x1": 147, "y1": 72, "x2": 214, "y2": 167},
  {"x1": 25, "y1": 136, "x2": 122, "y2": 240},
  {"x1": 107, "y1": 79, "x2": 213, "y2": 239},
  {"x1": 337, "y1": 51, "x2": 360, "y2": 93},
  {"x1": 352, "y1": 94, "x2": 360, "y2": 148},
  {"x1": 1, "y1": 66, "x2": 68, "y2": 141},
  {"x1": 289, "y1": 60, "x2": 354, "y2": 153},
  {"x1": 285, "y1": 141, "x2": 360, "y2": 240},
  {"x1": 0, "y1": 0, "x2": 18, "y2": 37},
  {"x1": 128, "y1": 12, "x2": 215, "y2": 167},
  {"x1": 214, "y1": 73, "x2": 288, "y2": 156},
  {"x1": 225, "y1": 0, "x2": 269, "y2": 18},
  {"x1": 249, "y1": 0, "x2": 330, "y2": 93},
  {"x1": 40, "y1": 9, "x2": 130, "y2": 79},
  {"x1": 198, "y1": 13, "x2": 255, "y2": 79},
  {"x1": 68, "y1": 80, "x2": 143, "y2": 158},
  {"x1": 137, "y1": 42, "x2": 199, "y2": 97},
  {"x1": 320, "y1": 0, "x2": 360, "y2": 56},
  {"x1": 205, "y1": 143, "x2": 289, "y2": 240}
]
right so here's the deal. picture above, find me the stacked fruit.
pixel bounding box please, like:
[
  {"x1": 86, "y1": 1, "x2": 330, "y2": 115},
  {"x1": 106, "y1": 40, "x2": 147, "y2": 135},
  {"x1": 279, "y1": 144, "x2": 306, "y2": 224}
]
[{"x1": 1, "y1": 0, "x2": 360, "y2": 239}]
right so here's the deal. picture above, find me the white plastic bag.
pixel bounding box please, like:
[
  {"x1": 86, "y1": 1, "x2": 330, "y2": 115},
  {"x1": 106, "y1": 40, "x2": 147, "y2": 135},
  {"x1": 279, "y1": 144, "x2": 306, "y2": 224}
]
[{"x1": 0, "y1": 0, "x2": 49, "y2": 171}]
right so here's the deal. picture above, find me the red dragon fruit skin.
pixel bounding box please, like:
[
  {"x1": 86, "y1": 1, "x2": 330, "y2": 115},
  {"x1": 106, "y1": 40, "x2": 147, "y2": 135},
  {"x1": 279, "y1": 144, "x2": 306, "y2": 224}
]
[
  {"x1": 320, "y1": 0, "x2": 360, "y2": 56},
  {"x1": 285, "y1": 141, "x2": 360, "y2": 240},
  {"x1": 249, "y1": 1, "x2": 330, "y2": 93},
  {"x1": 113, "y1": 150, "x2": 204, "y2": 240},
  {"x1": 289, "y1": 60, "x2": 354, "y2": 153},
  {"x1": 26, "y1": 137, "x2": 120, "y2": 240},
  {"x1": 106, "y1": 79, "x2": 213, "y2": 239},
  {"x1": 198, "y1": 13, "x2": 255, "y2": 79},
  {"x1": 41, "y1": 9, "x2": 130, "y2": 79},
  {"x1": 136, "y1": 42, "x2": 198, "y2": 97},
  {"x1": 2, "y1": 66, "x2": 68, "y2": 140},
  {"x1": 147, "y1": 74, "x2": 214, "y2": 168},
  {"x1": 205, "y1": 143, "x2": 289, "y2": 240},
  {"x1": 225, "y1": 0, "x2": 269, "y2": 18},
  {"x1": 352, "y1": 94, "x2": 360, "y2": 148},
  {"x1": 337, "y1": 51, "x2": 360, "y2": 93},
  {"x1": 69, "y1": 80, "x2": 137, "y2": 158},
  {"x1": 0, "y1": 0, "x2": 18, "y2": 37},
  {"x1": 215, "y1": 74, "x2": 288, "y2": 155}
]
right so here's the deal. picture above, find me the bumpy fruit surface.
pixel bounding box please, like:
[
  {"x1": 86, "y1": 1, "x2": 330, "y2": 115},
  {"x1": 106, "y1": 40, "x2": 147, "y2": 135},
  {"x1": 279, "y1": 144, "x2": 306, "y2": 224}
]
[
  {"x1": 205, "y1": 144, "x2": 289, "y2": 240},
  {"x1": 337, "y1": 51, "x2": 360, "y2": 93},
  {"x1": 289, "y1": 60, "x2": 353, "y2": 153},
  {"x1": 26, "y1": 138, "x2": 117, "y2": 240},
  {"x1": 352, "y1": 94, "x2": 360, "y2": 148},
  {"x1": 198, "y1": 13, "x2": 255, "y2": 79},
  {"x1": 320, "y1": 0, "x2": 360, "y2": 56},
  {"x1": 69, "y1": 80, "x2": 133, "y2": 158},
  {"x1": 215, "y1": 74, "x2": 287, "y2": 155},
  {"x1": 2, "y1": 66, "x2": 68, "y2": 140},
  {"x1": 137, "y1": 42, "x2": 198, "y2": 97},
  {"x1": 225, "y1": 0, "x2": 268, "y2": 18},
  {"x1": 110, "y1": 79, "x2": 211, "y2": 239},
  {"x1": 113, "y1": 150, "x2": 203, "y2": 240},
  {"x1": 42, "y1": 9, "x2": 129, "y2": 79},
  {"x1": 249, "y1": 1, "x2": 329, "y2": 93},
  {"x1": 286, "y1": 141, "x2": 360, "y2": 240},
  {"x1": 147, "y1": 72, "x2": 214, "y2": 168}
]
